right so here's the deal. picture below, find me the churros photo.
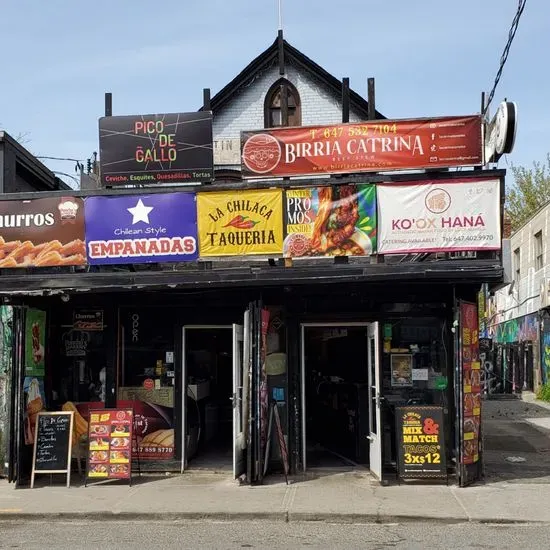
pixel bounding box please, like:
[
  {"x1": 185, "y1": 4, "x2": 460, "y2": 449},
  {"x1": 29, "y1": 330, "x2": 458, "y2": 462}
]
[{"x1": 0, "y1": 237, "x2": 86, "y2": 268}]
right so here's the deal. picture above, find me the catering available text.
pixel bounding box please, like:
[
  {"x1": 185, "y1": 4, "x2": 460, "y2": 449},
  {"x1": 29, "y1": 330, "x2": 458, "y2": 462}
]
[
  {"x1": 99, "y1": 112, "x2": 213, "y2": 186},
  {"x1": 241, "y1": 115, "x2": 482, "y2": 178},
  {"x1": 377, "y1": 177, "x2": 501, "y2": 254},
  {"x1": 197, "y1": 189, "x2": 284, "y2": 256}
]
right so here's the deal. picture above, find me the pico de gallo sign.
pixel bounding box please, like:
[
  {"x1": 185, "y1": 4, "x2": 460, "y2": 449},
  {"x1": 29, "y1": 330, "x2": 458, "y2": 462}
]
[
  {"x1": 85, "y1": 193, "x2": 198, "y2": 265},
  {"x1": 197, "y1": 189, "x2": 284, "y2": 256},
  {"x1": 99, "y1": 112, "x2": 213, "y2": 186},
  {"x1": 241, "y1": 115, "x2": 482, "y2": 178},
  {"x1": 395, "y1": 406, "x2": 447, "y2": 480},
  {"x1": 377, "y1": 177, "x2": 501, "y2": 254}
]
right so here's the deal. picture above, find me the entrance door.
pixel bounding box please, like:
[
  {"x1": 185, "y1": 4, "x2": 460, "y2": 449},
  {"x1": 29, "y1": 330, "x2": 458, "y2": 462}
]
[
  {"x1": 367, "y1": 322, "x2": 382, "y2": 480},
  {"x1": 232, "y1": 322, "x2": 245, "y2": 478}
]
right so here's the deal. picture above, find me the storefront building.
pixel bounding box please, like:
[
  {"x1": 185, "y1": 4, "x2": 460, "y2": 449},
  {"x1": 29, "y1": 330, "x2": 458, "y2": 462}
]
[{"x1": 0, "y1": 36, "x2": 505, "y2": 487}]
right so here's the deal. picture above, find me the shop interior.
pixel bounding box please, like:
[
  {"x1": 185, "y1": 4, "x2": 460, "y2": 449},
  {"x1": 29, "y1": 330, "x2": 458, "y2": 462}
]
[
  {"x1": 303, "y1": 326, "x2": 370, "y2": 469},
  {"x1": 184, "y1": 327, "x2": 234, "y2": 470}
]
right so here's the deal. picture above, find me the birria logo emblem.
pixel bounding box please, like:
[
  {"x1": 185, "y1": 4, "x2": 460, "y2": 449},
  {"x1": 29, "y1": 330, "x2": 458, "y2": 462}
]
[{"x1": 242, "y1": 134, "x2": 282, "y2": 174}]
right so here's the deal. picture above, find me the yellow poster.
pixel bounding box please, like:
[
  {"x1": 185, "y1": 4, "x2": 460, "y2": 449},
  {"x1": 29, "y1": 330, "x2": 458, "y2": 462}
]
[{"x1": 197, "y1": 189, "x2": 284, "y2": 257}]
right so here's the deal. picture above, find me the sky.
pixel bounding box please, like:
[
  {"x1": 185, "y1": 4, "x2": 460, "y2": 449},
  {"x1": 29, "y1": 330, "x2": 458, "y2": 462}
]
[{"x1": 0, "y1": 0, "x2": 544, "y2": 188}]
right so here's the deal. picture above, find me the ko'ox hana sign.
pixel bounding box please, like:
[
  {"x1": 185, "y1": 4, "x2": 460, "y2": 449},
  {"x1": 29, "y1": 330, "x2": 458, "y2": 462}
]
[
  {"x1": 197, "y1": 189, "x2": 284, "y2": 256},
  {"x1": 377, "y1": 177, "x2": 501, "y2": 254},
  {"x1": 241, "y1": 115, "x2": 482, "y2": 178}
]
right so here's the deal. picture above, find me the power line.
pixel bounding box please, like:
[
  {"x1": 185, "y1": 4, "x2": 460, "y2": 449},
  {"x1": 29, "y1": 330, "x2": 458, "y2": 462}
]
[{"x1": 483, "y1": 0, "x2": 527, "y2": 116}]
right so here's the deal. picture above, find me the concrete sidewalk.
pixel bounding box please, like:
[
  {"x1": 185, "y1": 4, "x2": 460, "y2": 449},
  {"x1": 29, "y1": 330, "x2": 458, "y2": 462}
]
[{"x1": 1, "y1": 470, "x2": 550, "y2": 524}]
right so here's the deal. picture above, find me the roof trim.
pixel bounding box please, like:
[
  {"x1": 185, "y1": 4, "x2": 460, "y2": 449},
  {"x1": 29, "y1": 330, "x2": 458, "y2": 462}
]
[{"x1": 200, "y1": 37, "x2": 384, "y2": 120}]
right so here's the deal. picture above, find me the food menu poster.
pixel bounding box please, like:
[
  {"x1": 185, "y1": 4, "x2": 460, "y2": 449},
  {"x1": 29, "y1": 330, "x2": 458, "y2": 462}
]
[
  {"x1": 461, "y1": 302, "x2": 481, "y2": 465},
  {"x1": 87, "y1": 409, "x2": 133, "y2": 480}
]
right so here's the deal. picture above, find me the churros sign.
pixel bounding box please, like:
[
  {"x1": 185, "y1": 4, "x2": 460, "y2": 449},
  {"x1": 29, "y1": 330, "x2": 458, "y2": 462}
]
[{"x1": 0, "y1": 197, "x2": 86, "y2": 268}]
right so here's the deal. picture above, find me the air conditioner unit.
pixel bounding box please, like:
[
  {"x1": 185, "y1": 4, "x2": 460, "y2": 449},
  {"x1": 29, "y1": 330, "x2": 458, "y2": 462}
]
[{"x1": 540, "y1": 278, "x2": 550, "y2": 308}]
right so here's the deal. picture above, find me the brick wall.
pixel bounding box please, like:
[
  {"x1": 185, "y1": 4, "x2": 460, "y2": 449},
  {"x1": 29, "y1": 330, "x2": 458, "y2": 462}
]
[{"x1": 213, "y1": 62, "x2": 364, "y2": 142}]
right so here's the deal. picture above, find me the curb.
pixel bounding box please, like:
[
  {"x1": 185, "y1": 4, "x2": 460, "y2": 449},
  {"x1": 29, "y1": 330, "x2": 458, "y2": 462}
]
[{"x1": 0, "y1": 511, "x2": 547, "y2": 525}]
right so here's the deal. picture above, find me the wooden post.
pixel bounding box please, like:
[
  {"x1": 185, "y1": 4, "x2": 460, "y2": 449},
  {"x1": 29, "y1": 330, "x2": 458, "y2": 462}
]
[
  {"x1": 203, "y1": 88, "x2": 211, "y2": 111},
  {"x1": 342, "y1": 77, "x2": 350, "y2": 123},
  {"x1": 367, "y1": 78, "x2": 376, "y2": 120},
  {"x1": 104, "y1": 93, "x2": 112, "y2": 117}
]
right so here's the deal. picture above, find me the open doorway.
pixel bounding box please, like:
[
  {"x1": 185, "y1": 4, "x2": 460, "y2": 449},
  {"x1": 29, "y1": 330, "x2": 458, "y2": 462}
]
[
  {"x1": 183, "y1": 327, "x2": 233, "y2": 471},
  {"x1": 302, "y1": 324, "x2": 371, "y2": 470}
]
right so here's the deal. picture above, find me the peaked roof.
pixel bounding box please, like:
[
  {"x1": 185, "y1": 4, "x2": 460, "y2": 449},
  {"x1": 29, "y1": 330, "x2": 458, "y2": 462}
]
[{"x1": 202, "y1": 37, "x2": 385, "y2": 120}]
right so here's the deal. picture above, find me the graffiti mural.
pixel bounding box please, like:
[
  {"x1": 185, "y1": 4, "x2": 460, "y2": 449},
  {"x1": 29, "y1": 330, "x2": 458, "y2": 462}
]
[
  {"x1": 542, "y1": 326, "x2": 550, "y2": 385},
  {"x1": 494, "y1": 314, "x2": 538, "y2": 344},
  {"x1": 0, "y1": 306, "x2": 13, "y2": 470}
]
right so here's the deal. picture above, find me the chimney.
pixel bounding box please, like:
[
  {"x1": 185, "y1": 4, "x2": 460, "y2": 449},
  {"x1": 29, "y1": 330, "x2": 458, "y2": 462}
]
[{"x1": 503, "y1": 212, "x2": 512, "y2": 239}]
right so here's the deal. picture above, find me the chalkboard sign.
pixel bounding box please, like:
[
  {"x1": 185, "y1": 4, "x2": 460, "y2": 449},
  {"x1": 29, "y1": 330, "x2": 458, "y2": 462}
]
[
  {"x1": 31, "y1": 412, "x2": 74, "y2": 488},
  {"x1": 395, "y1": 406, "x2": 447, "y2": 481}
]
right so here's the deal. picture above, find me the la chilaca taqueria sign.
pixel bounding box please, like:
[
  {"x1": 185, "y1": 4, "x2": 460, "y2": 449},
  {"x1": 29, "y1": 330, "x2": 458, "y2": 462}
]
[
  {"x1": 197, "y1": 189, "x2": 284, "y2": 256},
  {"x1": 241, "y1": 115, "x2": 483, "y2": 178}
]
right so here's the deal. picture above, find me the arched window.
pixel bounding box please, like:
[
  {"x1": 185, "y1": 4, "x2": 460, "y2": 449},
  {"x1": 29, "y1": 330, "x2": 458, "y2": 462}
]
[{"x1": 264, "y1": 79, "x2": 301, "y2": 128}]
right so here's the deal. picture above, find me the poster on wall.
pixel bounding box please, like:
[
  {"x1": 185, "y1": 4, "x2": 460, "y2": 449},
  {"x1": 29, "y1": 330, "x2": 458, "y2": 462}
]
[
  {"x1": 0, "y1": 196, "x2": 86, "y2": 268},
  {"x1": 391, "y1": 354, "x2": 413, "y2": 387},
  {"x1": 395, "y1": 406, "x2": 447, "y2": 480},
  {"x1": 118, "y1": 396, "x2": 175, "y2": 460},
  {"x1": 23, "y1": 377, "x2": 46, "y2": 445},
  {"x1": 241, "y1": 115, "x2": 482, "y2": 178},
  {"x1": 377, "y1": 178, "x2": 501, "y2": 254},
  {"x1": 99, "y1": 112, "x2": 213, "y2": 186},
  {"x1": 459, "y1": 301, "x2": 482, "y2": 486},
  {"x1": 283, "y1": 184, "x2": 376, "y2": 257},
  {"x1": 85, "y1": 193, "x2": 198, "y2": 265},
  {"x1": 25, "y1": 309, "x2": 46, "y2": 376},
  {"x1": 197, "y1": 189, "x2": 284, "y2": 257}
]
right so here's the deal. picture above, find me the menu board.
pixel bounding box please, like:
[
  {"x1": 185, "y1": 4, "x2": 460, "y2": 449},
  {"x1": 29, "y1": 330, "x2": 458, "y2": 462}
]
[
  {"x1": 461, "y1": 302, "x2": 481, "y2": 466},
  {"x1": 86, "y1": 409, "x2": 133, "y2": 483},
  {"x1": 31, "y1": 412, "x2": 74, "y2": 488},
  {"x1": 395, "y1": 406, "x2": 447, "y2": 480}
]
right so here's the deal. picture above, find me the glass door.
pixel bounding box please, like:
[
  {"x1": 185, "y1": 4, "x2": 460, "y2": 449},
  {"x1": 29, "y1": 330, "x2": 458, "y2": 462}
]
[
  {"x1": 367, "y1": 322, "x2": 382, "y2": 480},
  {"x1": 232, "y1": 322, "x2": 245, "y2": 479}
]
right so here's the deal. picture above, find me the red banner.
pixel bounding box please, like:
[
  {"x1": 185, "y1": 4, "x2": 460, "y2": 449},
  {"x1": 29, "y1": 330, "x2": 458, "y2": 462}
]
[{"x1": 241, "y1": 115, "x2": 482, "y2": 178}]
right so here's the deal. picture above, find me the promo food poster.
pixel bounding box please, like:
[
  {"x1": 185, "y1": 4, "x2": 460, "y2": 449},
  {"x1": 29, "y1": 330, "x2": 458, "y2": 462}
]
[
  {"x1": 461, "y1": 302, "x2": 481, "y2": 465},
  {"x1": 0, "y1": 196, "x2": 86, "y2": 268},
  {"x1": 25, "y1": 309, "x2": 46, "y2": 377},
  {"x1": 284, "y1": 184, "x2": 376, "y2": 257},
  {"x1": 197, "y1": 189, "x2": 284, "y2": 256}
]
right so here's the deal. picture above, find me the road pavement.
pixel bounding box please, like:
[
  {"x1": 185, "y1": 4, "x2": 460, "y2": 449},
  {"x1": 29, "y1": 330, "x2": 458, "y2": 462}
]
[{"x1": 0, "y1": 519, "x2": 547, "y2": 549}]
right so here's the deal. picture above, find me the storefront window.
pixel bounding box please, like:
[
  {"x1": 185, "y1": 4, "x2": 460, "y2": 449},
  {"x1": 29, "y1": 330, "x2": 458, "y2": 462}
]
[{"x1": 119, "y1": 308, "x2": 177, "y2": 462}]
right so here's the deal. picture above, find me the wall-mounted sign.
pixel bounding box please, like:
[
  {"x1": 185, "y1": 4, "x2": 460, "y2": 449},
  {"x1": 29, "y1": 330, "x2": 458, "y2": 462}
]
[
  {"x1": 241, "y1": 115, "x2": 482, "y2": 178},
  {"x1": 85, "y1": 193, "x2": 198, "y2": 265},
  {"x1": 197, "y1": 189, "x2": 284, "y2": 256},
  {"x1": 395, "y1": 406, "x2": 447, "y2": 480},
  {"x1": 73, "y1": 309, "x2": 104, "y2": 331},
  {"x1": 484, "y1": 101, "x2": 517, "y2": 164},
  {"x1": 214, "y1": 138, "x2": 241, "y2": 165},
  {"x1": 99, "y1": 112, "x2": 213, "y2": 186},
  {"x1": 284, "y1": 185, "x2": 376, "y2": 257},
  {"x1": 377, "y1": 177, "x2": 501, "y2": 254},
  {"x1": 0, "y1": 196, "x2": 86, "y2": 268}
]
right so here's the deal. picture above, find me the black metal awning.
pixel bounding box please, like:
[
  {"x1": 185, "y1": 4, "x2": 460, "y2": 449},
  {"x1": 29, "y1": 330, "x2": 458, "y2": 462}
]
[{"x1": 0, "y1": 260, "x2": 503, "y2": 296}]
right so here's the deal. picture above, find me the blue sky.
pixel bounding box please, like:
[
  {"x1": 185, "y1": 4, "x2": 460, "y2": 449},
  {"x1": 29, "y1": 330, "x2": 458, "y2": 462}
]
[{"x1": 0, "y1": 0, "x2": 543, "y2": 187}]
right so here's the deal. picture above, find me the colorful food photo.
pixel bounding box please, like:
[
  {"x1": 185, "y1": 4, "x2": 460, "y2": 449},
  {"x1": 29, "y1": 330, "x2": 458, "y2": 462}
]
[
  {"x1": 391, "y1": 354, "x2": 413, "y2": 387},
  {"x1": 283, "y1": 185, "x2": 376, "y2": 257}
]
